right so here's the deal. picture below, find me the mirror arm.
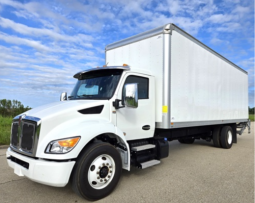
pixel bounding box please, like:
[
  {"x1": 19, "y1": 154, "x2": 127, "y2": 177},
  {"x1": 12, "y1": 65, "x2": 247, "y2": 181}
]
[{"x1": 113, "y1": 99, "x2": 125, "y2": 109}]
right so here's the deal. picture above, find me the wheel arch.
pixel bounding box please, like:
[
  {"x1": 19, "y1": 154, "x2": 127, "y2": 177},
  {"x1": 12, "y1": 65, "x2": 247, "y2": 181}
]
[{"x1": 76, "y1": 131, "x2": 130, "y2": 171}]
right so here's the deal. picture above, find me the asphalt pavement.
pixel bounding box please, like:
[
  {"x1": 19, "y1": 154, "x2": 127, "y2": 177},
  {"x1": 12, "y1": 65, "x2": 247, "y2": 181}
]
[{"x1": 0, "y1": 123, "x2": 254, "y2": 203}]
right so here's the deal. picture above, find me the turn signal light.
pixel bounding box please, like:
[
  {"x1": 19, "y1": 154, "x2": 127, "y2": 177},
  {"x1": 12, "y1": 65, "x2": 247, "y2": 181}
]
[
  {"x1": 45, "y1": 136, "x2": 81, "y2": 154},
  {"x1": 58, "y1": 137, "x2": 80, "y2": 148}
]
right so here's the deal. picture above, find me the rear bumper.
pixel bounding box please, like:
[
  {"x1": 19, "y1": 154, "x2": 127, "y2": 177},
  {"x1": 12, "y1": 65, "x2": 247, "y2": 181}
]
[{"x1": 6, "y1": 147, "x2": 75, "y2": 187}]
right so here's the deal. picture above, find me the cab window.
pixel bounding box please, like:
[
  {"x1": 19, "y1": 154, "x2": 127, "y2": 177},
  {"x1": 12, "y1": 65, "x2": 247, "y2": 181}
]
[{"x1": 123, "y1": 76, "x2": 149, "y2": 99}]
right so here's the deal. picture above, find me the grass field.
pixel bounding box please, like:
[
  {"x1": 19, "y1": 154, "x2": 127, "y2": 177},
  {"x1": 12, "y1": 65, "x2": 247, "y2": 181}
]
[
  {"x1": 249, "y1": 114, "x2": 254, "y2": 121},
  {"x1": 0, "y1": 115, "x2": 12, "y2": 145}
]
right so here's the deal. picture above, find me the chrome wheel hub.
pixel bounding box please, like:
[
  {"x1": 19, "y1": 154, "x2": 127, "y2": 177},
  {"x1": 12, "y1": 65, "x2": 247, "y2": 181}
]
[
  {"x1": 227, "y1": 130, "x2": 232, "y2": 144},
  {"x1": 88, "y1": 154, "x2": 115, "y2": 189}
]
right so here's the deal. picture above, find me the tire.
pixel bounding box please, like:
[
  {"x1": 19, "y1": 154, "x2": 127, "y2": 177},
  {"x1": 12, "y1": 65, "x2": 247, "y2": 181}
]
[
  {"x1": 213, "y1": 127, "x2": 221, "y2": 148},
  {"x1": 220, "y1": 126, "x2": 233, "y2": 149},
  {"x1": 178, "y1": 138, "x2": 186, "y2": 143},
  {"x1": 72, "y1": 142, "x2": 122, "y2": 200},
  {"x1": 178, "y1": 138, "x2": 195, "y2": 144}
]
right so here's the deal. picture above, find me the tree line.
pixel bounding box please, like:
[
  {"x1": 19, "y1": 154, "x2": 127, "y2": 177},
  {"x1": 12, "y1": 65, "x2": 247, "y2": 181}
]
[
  {"x1": 249, "y1": 107, "x2": 255, "y2": 114},
  {"x1": 0, "y1": 99, "x2": 31, "y2": 117}
]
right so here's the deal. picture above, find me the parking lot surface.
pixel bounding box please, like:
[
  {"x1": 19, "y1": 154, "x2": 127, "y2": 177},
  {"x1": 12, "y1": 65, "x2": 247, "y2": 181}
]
[{"x1": 0, "y1": 123, "x2": 254, "y2": 203}]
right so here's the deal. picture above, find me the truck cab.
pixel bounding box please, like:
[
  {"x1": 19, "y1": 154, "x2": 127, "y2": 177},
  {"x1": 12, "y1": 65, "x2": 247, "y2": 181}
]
[
  {"x1": 71, "y1": 66, "x2": 155, "y2": 141},
  {"x1": 6, "y1": 65, "x2": 165, "y2": 200}
]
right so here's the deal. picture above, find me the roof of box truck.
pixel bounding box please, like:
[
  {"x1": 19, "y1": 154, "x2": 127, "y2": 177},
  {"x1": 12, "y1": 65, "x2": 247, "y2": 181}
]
[{"x1": 105, "y1": 23, "x2": 247, "y2": 74}]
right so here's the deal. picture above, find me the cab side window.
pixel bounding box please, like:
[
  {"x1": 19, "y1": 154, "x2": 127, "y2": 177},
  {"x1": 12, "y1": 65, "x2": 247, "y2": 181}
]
[{"x1": 123, "y1": 76, "x2": 149, "y2": 99}]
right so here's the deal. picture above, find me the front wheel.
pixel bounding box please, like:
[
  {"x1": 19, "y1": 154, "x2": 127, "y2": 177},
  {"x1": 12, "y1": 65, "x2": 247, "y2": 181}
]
[{"x1": 72, "y1": 142, "x2": 122, "y2": 200}]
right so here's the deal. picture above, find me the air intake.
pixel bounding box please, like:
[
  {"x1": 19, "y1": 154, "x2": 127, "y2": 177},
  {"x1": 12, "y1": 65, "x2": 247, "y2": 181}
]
[{"x1": 78, "y1": 105, "x2": 104, "y2": 114}]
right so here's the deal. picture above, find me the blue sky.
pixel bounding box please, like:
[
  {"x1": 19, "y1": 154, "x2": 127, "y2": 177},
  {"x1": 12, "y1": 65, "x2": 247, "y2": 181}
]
[{"x1": 0, "y1": 0, "x2": 254, "y2": 108}]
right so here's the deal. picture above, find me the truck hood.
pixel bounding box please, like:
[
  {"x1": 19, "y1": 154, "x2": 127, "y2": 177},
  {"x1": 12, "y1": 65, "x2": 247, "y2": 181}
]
[
  {"x1": 20, "y1": 100, "x2": 111, "y2": 157},
  {"x1": 24, "y1": 100, "x2": 108, "y2": 121}
]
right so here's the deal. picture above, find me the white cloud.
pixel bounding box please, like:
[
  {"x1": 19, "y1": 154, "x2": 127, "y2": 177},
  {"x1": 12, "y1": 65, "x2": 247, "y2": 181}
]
[
  {"x1": 56, "y1": 0, "x2": 116, "y2": 19},
  {"x1": 168, "y1": 0, "x2": 181, "y2": 16},
  {"x1": 215, "y1": 22, "x2": 241, "y2": 32},
  {"x1": 173, "y1": 17, "x2": 203, "y2": 35},
  {"x1": 232, "y1": 5, "x2": 250, "y2": 15},
  {"x1": 0, "y1": 32, "x2": 50, "y2": 51},
  {"x1": 210, "y1": 37, "x2": 226, "y2": 45},
  {"x1": 223, "y1": 0, "x2": 240, "y2": 3},
  {"x1": 238, "y1": 57, "x2": 255, "y2": 68},
  {"x1": 0, "y1": 0, "x2": 22, "y2": 9},
  {"x1": 0, "y1": 17, "x2": 94, "y2": 46},
  {"x1": 0, "y1": 0, "x2": 101, "y2": 32},
  {"x1": 207, "y1": 14, "x2": 233, "y2": 23}
]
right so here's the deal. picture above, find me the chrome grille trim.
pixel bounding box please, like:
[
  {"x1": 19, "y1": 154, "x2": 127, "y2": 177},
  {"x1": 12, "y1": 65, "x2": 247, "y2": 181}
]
[{"x1": 10, "y1": 115, "x2": 41, "y2": 157}]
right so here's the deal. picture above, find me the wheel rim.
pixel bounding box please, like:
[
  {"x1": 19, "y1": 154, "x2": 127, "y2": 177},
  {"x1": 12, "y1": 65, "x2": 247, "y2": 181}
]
[
  {"x1": 88, "y1": 154, "x2": 116, "y2": 189},
  {"x1": 227, "y1": 130, "x2": 232, "y2": 144}
]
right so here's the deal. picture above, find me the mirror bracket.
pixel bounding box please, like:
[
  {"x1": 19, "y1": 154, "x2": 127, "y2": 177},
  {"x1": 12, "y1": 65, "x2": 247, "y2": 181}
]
[{"x1": 113, "y1": 99, "x2": 125, "y2": 109}]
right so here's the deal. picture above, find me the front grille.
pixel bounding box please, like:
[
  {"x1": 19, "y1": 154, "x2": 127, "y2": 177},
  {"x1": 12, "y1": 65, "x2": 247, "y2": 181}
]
[
  {"x1": 11, "y1": 122, "x2": 19, "y2": 147},
  {"x1": 10, "y1": 116, "x2": 41, "y2": 157},
  {"x1": 21, "y1": 122, "x2": 35, "y2": 153}
]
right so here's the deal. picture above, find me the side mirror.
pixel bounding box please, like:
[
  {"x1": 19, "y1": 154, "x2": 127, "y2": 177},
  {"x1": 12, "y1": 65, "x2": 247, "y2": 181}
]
[
  {"x1": 124, "y1": 83, "x2": 138, "y2": 108},
  {"x1": 60, "y1": 92, "x2": 67, "y2": 101}
]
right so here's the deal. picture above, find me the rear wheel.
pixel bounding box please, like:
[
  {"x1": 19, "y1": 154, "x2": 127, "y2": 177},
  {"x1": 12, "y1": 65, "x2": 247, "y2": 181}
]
[
  {"x1": 72, "y1": 142, "x2": 122, "y2": 200},
  {"x1": 220, "y1": 126, "x2": 233, "y2": 149},
  {"x1": 178, "y1": 138, "x2": 186, "y2": 143},
  {"x1": 212, "y1": 127, "x2": 221, "y2": 148}
]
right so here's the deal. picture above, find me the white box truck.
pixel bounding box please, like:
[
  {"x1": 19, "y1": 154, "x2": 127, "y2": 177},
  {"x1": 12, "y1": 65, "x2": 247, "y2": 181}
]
[{"x1": 6, "y1": 23, "x2": 250, "y2": 200}]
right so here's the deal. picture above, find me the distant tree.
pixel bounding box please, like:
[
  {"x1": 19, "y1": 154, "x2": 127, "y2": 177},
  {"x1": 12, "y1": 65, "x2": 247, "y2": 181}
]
[
  {"x1": 0, "y1": 99, "x2": 31, "y2": 117},
  {"x1": 249, "y1": 106, "x2": 255, "y2": 114}
]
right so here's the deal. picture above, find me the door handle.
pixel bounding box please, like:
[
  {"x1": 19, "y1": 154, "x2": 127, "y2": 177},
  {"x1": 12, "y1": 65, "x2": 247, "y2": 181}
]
[{"x1": 142, "y1": 125, "x2": 150, "y2": 130}]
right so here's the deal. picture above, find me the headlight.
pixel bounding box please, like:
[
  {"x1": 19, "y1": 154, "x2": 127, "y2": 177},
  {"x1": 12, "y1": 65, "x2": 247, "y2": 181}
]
[{"x1": 45, "y1": 136, "x2": 80, "y2": 154}]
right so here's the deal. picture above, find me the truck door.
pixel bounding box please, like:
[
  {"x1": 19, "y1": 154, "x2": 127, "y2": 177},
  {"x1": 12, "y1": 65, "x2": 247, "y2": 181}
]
[{"x1": 116, "y1": 73, "x2": 155, "y2": 140}]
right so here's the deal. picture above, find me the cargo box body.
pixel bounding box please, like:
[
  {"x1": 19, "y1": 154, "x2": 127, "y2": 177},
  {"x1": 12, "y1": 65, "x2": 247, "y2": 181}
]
[{"x1": 106, "y1": 24, "x2": 248, "y2": 129}]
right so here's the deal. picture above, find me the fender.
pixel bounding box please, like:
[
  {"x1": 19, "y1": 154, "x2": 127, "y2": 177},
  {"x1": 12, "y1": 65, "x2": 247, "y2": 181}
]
[{"x1": 36, "y1": 117, "x2": 130, "y2": 170}]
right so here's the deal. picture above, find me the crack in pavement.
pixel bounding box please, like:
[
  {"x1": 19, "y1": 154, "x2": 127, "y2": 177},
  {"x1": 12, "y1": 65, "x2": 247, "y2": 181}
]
[{"x1": 0, "y1": 178, "x2": 25, "y2": 185}]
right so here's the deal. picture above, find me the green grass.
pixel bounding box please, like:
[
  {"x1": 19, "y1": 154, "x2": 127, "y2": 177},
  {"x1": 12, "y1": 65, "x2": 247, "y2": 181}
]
[
  {"x1": 249, "y1": 114, "x2": 254, "y2": 121},
  {"x1": 0, "y1": 115, "x2": 12, "y2": 145}
]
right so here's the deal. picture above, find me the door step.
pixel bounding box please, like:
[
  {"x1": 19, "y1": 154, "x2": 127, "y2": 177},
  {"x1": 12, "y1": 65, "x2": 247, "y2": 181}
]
[
  {"x1": 131, "y1": 144, "x2": 155, "y2": 152},
  {"x1": 140, "y1": 159, "x2": 161, "y2": 169}
]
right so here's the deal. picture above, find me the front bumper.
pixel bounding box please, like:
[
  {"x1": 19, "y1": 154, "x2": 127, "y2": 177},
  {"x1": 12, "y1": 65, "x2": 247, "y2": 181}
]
[{"x1": 6, "y1": 147, "x2": 75, "y2": 187}]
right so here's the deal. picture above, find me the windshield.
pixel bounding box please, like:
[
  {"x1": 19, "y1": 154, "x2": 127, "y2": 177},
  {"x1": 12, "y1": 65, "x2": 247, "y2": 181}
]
[{"x1": 69, "y1": 69, "x2": 123, "y2": 100}]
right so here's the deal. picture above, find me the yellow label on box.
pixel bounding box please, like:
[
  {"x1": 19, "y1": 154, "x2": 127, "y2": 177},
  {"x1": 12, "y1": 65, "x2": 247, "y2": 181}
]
[{"x1": 162, "y1": 106, "x2": 168, "y2": 113}]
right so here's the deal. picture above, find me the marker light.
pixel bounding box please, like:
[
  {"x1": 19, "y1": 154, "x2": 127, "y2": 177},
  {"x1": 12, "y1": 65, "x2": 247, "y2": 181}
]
[
  {"x1": 58, "y1": 137, "x2": 80, "y2": 148},
  {"x1": 45, "y1": 136, "x2": 80, "y2": 154}
]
